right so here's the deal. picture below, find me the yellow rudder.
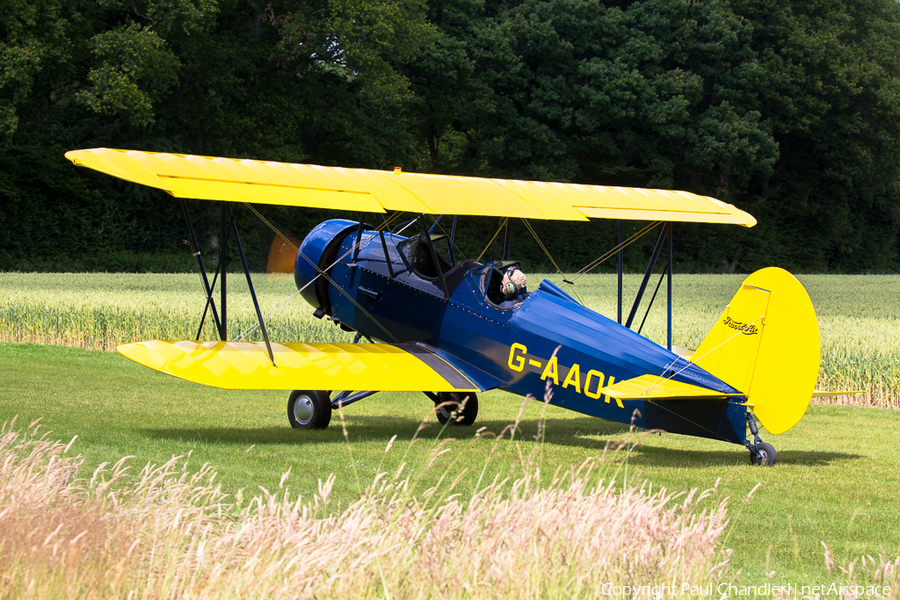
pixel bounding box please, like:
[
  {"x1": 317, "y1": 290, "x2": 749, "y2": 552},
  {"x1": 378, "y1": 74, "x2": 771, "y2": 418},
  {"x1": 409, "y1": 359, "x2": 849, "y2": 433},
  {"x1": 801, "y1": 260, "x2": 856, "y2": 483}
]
[{"x1": 691, "y1": 268, "x2": 820, "y2": 434}]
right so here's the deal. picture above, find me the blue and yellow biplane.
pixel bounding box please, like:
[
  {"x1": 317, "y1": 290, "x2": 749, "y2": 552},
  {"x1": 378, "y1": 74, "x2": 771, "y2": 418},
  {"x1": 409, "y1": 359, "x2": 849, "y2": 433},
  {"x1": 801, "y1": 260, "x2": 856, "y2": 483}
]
[{"x1": 66, "y1": 148, "x2": 823, "y2": 465}]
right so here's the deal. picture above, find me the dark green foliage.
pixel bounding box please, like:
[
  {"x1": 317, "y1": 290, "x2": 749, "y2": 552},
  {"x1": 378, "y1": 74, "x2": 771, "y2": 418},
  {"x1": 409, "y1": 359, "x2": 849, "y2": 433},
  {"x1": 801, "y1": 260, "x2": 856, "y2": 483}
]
[{"x1": 1, "y1": 0, "x2": 898, "y2": 272}]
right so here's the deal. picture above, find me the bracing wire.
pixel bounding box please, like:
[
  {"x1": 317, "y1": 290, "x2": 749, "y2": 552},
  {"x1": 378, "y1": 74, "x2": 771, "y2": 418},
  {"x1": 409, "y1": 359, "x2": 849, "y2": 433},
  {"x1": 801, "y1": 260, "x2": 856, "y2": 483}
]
[
  {"x1": 520, "y1": 219, "x2": 566, "y2": 277},
  {"x1": 430, "y1": 217, "x2": 469, "y2": 263},
  {"x1": 476, "y1": 218, "x2": 509, "y2": 263},
  {"x1": 245, "y1": 203, "x2": 300, "y2": 252},
  {"x1": 644, "y1": 313, "x2": 765, "y2": 396},
  {"x1": 570, "y1": 222, "x2": 661, "y2": 283},
  {"x1": 516, "y1": 219, "x2": 661, "y2": 307},
  {"x1": 605, "y1": 312, "x2": 759, "y2": 443},
  {"x1": 619, "y1": 313, "x2": 765, "y2": 443},
  {"x1": 233, "y1": 206, "x2": 408, "y2": 343},
  {"x1": 519, "y1": 218, "x2": 586, "y2": 305}
]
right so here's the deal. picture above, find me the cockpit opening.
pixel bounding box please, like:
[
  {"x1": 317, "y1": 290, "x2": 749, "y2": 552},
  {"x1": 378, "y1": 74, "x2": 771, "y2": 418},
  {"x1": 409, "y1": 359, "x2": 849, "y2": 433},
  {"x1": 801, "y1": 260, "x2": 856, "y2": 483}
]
[
  {"x1": 478, "y1": 261, "x2": 530, "y2": 310},
  {"x1": 398, "y1": 233, "x2": 455, "y2": 280}
]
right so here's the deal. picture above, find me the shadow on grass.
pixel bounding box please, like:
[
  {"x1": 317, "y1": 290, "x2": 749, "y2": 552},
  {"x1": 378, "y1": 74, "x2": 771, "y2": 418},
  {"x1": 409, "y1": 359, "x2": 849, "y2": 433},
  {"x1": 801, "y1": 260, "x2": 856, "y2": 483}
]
[
  {"x1": 621, "y1": 443, "x2": 860, "y2": 468},
  {"x1": 137, "y1": 415, "x2": 860, "y2": 467},
  {"x1": 138, "y1": 415, "x2": 629, "y2": 446}
]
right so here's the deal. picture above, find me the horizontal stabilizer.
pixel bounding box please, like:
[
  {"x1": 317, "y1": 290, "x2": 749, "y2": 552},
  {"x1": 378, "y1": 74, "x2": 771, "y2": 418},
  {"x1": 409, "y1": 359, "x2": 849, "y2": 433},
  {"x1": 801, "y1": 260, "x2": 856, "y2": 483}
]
[
  {"x1": 118, "y1": 340, "x2": 480, "y2": 392},
  {"x1": 812, "y1": 390, "x2": 863, "y2": 398},
  {"x1": 599, "y1": 374, "x2": 742, "y2": 401},
  {"x1": 671, "y1": 345, "x2": 695, "y2": 360}
]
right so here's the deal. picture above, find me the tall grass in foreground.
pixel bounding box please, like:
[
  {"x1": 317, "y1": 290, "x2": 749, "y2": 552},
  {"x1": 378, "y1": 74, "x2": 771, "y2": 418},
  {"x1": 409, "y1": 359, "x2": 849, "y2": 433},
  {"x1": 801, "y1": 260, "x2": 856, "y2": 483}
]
[
  {"x1": 0, "y1": 418, "x2": 735, "y2": 599},
  {"x1": 768, "y1": 550, "x2": 900, "y2": 600}
]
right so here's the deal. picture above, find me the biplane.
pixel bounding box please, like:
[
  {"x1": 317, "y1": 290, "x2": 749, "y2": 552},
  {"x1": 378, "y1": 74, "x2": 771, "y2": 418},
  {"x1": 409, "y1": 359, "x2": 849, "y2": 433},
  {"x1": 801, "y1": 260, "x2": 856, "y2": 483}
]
[{"x1": 66, "y1": 147, "x2": 823, "y2": 465}]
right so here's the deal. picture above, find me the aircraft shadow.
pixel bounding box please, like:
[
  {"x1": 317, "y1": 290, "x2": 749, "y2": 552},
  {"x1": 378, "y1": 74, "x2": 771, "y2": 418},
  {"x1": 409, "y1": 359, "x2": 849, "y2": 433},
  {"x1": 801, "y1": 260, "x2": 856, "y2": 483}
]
[
  {"x1": 139, "y1": 415, "x2": 632, "y2": 447},
  {"x1": 139, "y1": 416, "x2": 859, "y2": 467},
  {"x1": 606, "y1": 443, "x2": 860, "y2": 468}
]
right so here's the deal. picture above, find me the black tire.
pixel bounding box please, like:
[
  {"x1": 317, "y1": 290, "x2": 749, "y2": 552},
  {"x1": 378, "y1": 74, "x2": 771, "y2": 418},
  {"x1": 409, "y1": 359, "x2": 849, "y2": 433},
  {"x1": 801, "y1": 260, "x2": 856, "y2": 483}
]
[
  {"x1": 750, "y1": 441, "x2": 777, "y2": 466},
  {"x1": 434, "y1": 392, "x2": 478, "y2": 426},
  {"x1": 288, "y1": 390, "x2": 332, "y2": 429}
]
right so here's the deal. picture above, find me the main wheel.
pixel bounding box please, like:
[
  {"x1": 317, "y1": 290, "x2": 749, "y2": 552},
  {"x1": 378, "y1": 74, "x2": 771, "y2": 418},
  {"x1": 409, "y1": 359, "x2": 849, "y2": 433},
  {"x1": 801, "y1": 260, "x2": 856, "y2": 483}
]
[
  {"x1": 434, "y1": 392, "x2": 478, "y2": 426},
  {"x1": 750, "y1": 441, "x2": 777, "y2": 466},
  {"x1": 288, "y1": 390, "x2": 332, "y2": 429}
]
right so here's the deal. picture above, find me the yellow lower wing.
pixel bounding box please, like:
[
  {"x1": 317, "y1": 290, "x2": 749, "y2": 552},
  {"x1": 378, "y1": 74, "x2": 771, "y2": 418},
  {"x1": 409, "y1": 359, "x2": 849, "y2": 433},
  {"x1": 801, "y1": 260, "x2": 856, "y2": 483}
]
[{"x1": 118, "y1": 340, "x2": 479, "y2": 392}]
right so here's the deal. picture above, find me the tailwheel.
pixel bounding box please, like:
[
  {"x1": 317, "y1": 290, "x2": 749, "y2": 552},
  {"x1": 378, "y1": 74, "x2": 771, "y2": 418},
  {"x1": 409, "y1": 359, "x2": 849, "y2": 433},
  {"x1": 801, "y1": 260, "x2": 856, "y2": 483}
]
[
  {"x1": 288, "y1": 390, "x2": 332, "y2": 429},
  {"x1": 434, "y1": 391, "x2": 479, "y2": 426},
  {"x1": 750, "y1": 441, "x2": 777, "y2": 466},
  {"x1": 747, "y1": 413, "x2": 776, "y2": 466}
]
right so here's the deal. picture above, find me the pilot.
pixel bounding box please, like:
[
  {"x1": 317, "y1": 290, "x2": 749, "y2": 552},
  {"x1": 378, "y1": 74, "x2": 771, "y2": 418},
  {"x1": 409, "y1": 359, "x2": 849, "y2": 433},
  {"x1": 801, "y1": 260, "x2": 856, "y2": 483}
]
[{"x1": 499, "y1": 268, "x2": 529, "y2": 308}]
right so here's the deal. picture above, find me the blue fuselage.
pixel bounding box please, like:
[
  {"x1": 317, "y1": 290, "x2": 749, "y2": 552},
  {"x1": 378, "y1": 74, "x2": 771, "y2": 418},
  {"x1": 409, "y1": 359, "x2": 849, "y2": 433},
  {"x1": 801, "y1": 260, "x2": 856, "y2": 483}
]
[{"x1": 295, "y1": 220, "x2": 748, "y2": 444}]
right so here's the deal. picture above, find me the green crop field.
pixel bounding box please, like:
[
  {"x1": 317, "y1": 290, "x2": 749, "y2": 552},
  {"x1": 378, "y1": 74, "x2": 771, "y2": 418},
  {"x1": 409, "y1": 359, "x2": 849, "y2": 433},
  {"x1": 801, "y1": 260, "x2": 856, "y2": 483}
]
[
  {"x1": 0, "y1": 272, "x2": 898, "y2": 598},
  {"x1": 1, "y1": 272, "x2": 897, "y2": 407}
]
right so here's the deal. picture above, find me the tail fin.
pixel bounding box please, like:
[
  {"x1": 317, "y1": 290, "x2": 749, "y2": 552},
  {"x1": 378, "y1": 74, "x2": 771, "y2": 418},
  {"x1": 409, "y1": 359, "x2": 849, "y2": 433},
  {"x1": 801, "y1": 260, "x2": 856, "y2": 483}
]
[{"x1": 691, "y1": 267, "x2": 820, "y2": 434}]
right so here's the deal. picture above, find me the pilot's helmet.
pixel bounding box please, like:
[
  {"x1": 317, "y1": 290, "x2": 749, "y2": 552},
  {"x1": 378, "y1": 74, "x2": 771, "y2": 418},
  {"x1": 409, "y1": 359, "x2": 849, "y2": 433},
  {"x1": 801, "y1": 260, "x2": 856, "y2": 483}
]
[{"x1": 502, "y1": 269, "x2": 527, "y2": 296}]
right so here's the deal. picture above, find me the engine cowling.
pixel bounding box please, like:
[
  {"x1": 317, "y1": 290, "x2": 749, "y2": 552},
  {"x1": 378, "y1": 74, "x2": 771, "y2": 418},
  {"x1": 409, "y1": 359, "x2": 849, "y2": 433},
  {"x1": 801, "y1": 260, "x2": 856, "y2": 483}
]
[{"x1": 294, "y1": 219, "x2": 359, "y2": 316}]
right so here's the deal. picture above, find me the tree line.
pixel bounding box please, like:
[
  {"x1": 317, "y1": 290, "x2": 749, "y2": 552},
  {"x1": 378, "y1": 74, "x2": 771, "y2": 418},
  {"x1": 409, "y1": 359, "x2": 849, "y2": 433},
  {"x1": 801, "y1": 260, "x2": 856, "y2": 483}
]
[{"x1": 2, "y1": 0, "x2": 899, "y2": 273}]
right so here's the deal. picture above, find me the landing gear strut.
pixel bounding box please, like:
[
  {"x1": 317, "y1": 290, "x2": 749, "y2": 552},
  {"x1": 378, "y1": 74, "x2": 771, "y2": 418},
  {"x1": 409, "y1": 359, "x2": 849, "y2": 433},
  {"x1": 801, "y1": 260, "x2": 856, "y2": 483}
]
[
  {"x1": 429, "y1": 391, "x2": 479, "y2": 426},
  {"x1": 746, "y1": 413, "x2": 777, "y2": 466}
]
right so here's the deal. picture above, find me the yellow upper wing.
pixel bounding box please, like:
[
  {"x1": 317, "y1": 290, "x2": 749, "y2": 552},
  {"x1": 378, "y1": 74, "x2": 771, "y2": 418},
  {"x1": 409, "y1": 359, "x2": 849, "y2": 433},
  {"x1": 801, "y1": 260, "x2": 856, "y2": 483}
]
[
  {"x1": 66, "y1": 147, "x2": 756, "y2": 226},
  {"x1": 118, "y1": 340, "x2": 480, "y2": 392}
]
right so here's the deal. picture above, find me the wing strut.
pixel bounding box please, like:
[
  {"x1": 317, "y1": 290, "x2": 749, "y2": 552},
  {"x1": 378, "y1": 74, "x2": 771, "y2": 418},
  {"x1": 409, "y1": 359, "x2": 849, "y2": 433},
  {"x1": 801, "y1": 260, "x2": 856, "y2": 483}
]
[
  {"x1": 502, "y1": 218, "x2": 512, "y2": 261},
  {"x1": 182, "y1": 201, "x2": 275, "y2": 366},
  {"x1": 667, "y1": 223, "x2": 674, "y2": 350},
  {"x1": 428, "y1": 214, "x2": 461, "y2": 264},
  {"x1": 180, "y1": 199, "x2": 223, "y2": 340},
  {"x1": 625, "y1": 223, "x2": 680, "y2": 351},
  {"x1": 350, "y1": 217, "x2": 365, "y2": 265},
  {"x1": 625, "y1": 224, "x2": 665, "y2": 330},
  {"x1": 449, "y1": 216, "x2": 459, "y2": 264},
  {"x1": 378, "y1": 229, "x2": 395, "y2": 278},
  {"x1": 420, "y1": 216, "x2": 450, "y2": 300},
  {"x1": 228, "y1": 205, "x2": 275, "y2": 366},
  {"x1": 219, "y1": 203, "x2": 228, "y2": 340},
  {"x1": 617, "y1": 220, "x2": 624, "y2": 324}
]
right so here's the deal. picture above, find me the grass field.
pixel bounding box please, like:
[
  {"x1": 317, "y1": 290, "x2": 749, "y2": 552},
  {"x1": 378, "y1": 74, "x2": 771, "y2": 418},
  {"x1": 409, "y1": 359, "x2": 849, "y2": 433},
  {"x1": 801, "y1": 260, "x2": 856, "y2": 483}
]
[
  {"x1": 0, "y1": 343, "x2": 899, "y2": 596},
  {"x1": 1, "y1": 272, "x2": 899, "y2": 597}
]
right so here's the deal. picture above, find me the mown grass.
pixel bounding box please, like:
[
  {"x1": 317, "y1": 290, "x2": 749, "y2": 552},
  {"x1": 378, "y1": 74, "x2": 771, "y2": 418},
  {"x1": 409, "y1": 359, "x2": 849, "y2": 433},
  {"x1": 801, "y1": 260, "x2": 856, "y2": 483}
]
[
  {"x1": 1, "y1": 272, "x2": 897, "y2": 407},
  {"x1": 1, "y1": 342, "x2": 899, "y2": 596}
]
